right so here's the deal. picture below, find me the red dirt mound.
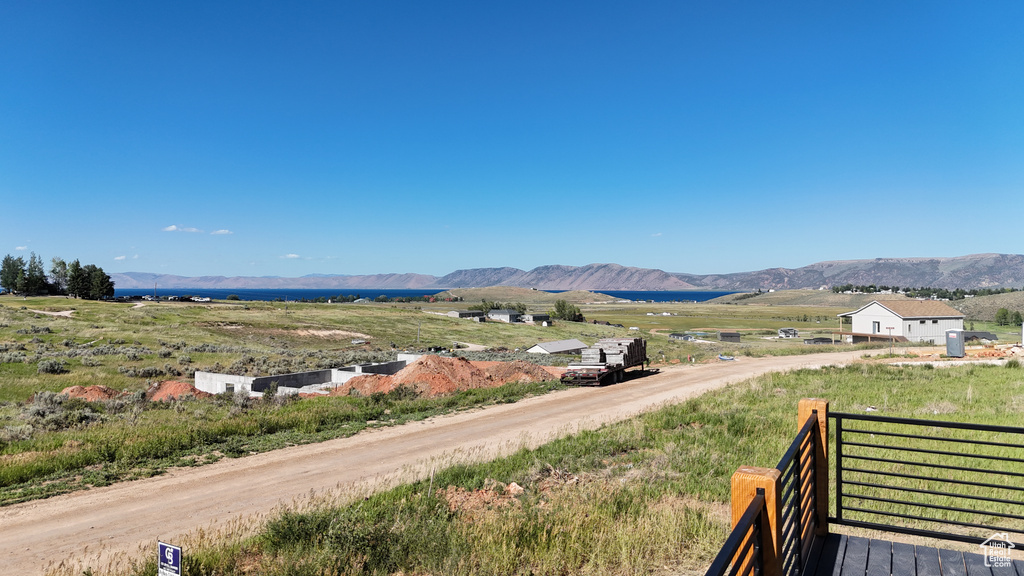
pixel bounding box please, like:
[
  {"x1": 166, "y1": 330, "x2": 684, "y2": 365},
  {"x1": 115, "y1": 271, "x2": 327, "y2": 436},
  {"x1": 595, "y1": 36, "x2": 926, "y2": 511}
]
[
  {"x1": 390, "y1": 355, "x2": 492, "y2": 396},
  {"x1": 147, "y1": 380, "x2": 212, "y2": 401},
  {"x1": 325, "y1": 356, "x2": 561, "y2": 400},
  {"x1": 61, "y1": 385, "x2": 124, "y2": 401}
]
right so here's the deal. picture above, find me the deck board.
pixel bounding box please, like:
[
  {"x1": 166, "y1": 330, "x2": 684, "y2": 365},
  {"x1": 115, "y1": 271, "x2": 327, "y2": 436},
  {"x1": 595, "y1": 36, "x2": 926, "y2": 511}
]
[
  {"x1": 987, "y1": 555, "x2": 1016, "y2": 576},
  {"x1": 916, "y1": 546, "x2": 942, "y2": 576},
  {"x1": 841, "y1": 536, "x2": 871, "y2": 576},
  {"x1": 812, "y1": 533, "x2": 847, "y2": 576},
  {"x1": 891, "y1": 541, "x2": 917, "y2": 576},
  {"x1": 964, "y1": 552, "x2": 992, "y2": 576},
  {"x1": 866, "y1": 540, "x2": 893, "y2": 576},
  {"x1": 940, "y1": 548, "x2": 968, "y2": 576},
  {"x1": 805, "y1": 537, "x2": 1024, "y2": 576}
]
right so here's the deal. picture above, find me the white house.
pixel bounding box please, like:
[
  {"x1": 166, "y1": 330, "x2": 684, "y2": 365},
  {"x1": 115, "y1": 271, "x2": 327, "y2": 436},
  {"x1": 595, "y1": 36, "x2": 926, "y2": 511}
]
[{"x1": 838, "y1": 300, "x2": 964, "y2": 344}]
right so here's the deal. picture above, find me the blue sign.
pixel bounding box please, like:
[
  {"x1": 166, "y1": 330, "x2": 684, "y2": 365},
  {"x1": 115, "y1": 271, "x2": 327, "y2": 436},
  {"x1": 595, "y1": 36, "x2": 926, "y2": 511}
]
[{"x1": 158, "y1": 541, "x2": 181, "y2": 576}]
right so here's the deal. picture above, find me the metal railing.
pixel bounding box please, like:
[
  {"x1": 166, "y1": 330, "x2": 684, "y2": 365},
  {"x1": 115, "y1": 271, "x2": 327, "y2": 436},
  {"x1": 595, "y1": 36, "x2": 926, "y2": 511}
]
[
  {"x1": 831, "y1": 411, "x2": 1024, "y2": 547},
  {"x1": 705, "y1": 489, "x2": 766, "y2": 576},
  {"x1": 706, "y1": 401, "x2": 828, "y2": 576},
  {"x1": 776, "y1": 413, "x2": 819, "y2": 576}
]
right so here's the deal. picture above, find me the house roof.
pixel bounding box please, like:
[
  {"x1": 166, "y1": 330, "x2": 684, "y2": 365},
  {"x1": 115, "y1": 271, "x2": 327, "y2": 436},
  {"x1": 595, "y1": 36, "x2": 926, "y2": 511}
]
[
  {"x1": 839, "y1": 300, "x2": 964, "y2": 319},
  {"x1": 488, "y1": 309, "x2": 521, "y2": 315},
  {"x1": 530, "y1": 339, "x2": 588, "y2": 353}
]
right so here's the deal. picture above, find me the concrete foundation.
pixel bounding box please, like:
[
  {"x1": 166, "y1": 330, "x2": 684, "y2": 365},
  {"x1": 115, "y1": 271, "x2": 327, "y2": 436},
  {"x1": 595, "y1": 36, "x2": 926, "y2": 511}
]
[{"x1": 195, "y1": 356, "x2": 422, "y2": 397}]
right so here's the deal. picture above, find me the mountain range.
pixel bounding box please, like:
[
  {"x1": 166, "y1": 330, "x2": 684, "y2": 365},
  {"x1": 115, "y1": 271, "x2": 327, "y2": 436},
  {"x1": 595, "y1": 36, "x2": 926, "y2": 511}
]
[{"x1": 110, "y1": 253, "x2": 1024, "y2": 292}]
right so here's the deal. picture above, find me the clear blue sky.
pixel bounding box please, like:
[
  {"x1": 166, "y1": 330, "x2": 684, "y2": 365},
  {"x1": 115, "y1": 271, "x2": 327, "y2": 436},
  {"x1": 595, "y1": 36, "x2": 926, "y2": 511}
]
[{"x1": 3, "y1": 2, "x2": 1022, "y2": 278}]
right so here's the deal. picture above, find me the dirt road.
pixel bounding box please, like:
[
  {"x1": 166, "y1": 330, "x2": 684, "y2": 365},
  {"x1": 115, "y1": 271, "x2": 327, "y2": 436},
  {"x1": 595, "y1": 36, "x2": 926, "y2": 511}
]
[{"x1": 0, "y1": 351, "x2": 870, "y2": 574}]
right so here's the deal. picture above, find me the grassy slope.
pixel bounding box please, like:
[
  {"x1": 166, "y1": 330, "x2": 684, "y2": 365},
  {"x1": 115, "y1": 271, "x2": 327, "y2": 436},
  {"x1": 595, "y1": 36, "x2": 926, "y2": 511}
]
[
  {"x1": 435, "y1": 286, "x2": 618, "y2": 304},
  {"x1": 0, "y1": 292, "x2": 890, "y2": 507},
  {"x1": 949, "y1": 291, "x2": 1024, "y2": 322},
  {"x1": 100, "y1": 361, "x2": 1024, "y2": 576},
  {"x1": 710, "y1": 289, "x2": 909, "y2": 308}
]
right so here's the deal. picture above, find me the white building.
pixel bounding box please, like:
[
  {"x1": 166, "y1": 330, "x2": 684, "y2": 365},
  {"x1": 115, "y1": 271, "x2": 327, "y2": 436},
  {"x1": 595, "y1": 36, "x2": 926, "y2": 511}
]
[
  {"x1": 487, "y1": 309, "x2": 522, "y2": 323},
  {"x1": 838, "y1": 300, "x2": 964, "y2": 344},
  {"x1": 527, "y1": 339, "x2": 588, "y2": 355}
]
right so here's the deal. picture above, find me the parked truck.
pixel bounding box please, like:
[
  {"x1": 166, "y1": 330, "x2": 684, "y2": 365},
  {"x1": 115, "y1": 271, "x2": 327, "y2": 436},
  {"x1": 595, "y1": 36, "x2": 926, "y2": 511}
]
[{"x1": 560, "y1": 337, "x2": 649, "y2": 386}]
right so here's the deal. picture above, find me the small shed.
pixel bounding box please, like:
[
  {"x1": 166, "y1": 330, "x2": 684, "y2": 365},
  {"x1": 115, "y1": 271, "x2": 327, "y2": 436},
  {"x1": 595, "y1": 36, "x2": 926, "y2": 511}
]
[
  {"x1": 522, "y1": 313, "x2": 550, "y2": 323},
  {"x1": 527, "y1": 339, "x2": 589, "y2": 355},
  {"x1": 487, "y1": 309, "x2": 522, "y2": 323},
  {"x1": 778, "y1": 328, "x2": 799, "y2": 338},
  {"x1": 448, "y1": 310, "x2": 485, "y2": 319},
  {"x1": 720, "y1": 332, "x2": 742, "y2": 343}
]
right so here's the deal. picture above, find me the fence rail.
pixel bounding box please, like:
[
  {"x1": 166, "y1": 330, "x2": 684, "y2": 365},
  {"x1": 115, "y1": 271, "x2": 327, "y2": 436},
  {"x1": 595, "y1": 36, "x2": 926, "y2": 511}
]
[
  {"x1": 707, "y1": 399, "x2": 1024, "y2": 576},
  {"x1": 831, "y1": 411, "x2": 1024, "y2": 548},
  {"x1": 705, "y1": 490, "x2": 766, "y2": 576},
  {"x1": 776, "y1": 413, "x2": 819, "y2": 576}
]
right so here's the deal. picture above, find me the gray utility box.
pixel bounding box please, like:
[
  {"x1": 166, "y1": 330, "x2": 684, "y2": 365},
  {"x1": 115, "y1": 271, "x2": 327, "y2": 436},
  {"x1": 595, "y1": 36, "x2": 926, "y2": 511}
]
[{"x1": 946, "y1": 329, "x2": 965, "y2": 358}]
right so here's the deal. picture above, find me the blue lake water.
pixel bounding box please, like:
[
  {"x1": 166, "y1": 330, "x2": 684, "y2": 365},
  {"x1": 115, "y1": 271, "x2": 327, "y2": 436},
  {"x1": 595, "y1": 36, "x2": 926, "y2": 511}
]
[{"x1": 114, "y1": 288, "x2": 739, "y2": 303}]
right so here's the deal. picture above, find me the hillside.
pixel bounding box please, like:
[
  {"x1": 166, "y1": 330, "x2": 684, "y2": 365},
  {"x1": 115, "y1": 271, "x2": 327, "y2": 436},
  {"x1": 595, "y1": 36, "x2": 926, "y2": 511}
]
[
  {"x1": 675, "y1": 254, "x2": 1024, "y2": 291},
  {"x1": 437, "y1": 287, "x2": 617, "y2": 305},
  {"x1": 948, "y1": 291, "x2": 1024, "y2": 322},
  {"x1": 111, "y1": 253, "x2": 1024, "y2": 292},
  {"x1": 709, "y1": 290, "x2": 910, "y2": 308}
]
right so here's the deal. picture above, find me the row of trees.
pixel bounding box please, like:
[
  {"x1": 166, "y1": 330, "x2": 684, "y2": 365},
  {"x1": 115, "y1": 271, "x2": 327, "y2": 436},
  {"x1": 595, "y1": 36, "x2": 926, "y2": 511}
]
[
  {"x1": 831, "y1": 284, "x2": 1021, "y2": 301},
  {"x1": 468, "y1": 300, "x2": 528, "y2": 314},
  {"x1": 0, "y1": 253, "x2": 114, "y2": 300}
]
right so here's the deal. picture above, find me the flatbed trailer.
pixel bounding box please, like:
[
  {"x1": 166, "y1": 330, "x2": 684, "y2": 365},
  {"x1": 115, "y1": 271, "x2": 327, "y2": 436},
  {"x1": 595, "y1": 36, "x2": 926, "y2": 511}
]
[{"x1": 560, "y1": 337, "x2": 649, "y2": 386}]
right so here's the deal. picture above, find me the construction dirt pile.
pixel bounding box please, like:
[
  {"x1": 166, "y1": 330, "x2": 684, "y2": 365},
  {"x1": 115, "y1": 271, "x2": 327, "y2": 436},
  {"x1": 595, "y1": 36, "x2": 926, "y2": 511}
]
[
  {"x1": 329, "y1": 355, "x2": 561, "y2": 399},
  {"x1": 61, "y1": 385, "x2": 124, "y2": 401},
  {"x1": 146, "y1": 380, "x2": 212, "y2": 401}
]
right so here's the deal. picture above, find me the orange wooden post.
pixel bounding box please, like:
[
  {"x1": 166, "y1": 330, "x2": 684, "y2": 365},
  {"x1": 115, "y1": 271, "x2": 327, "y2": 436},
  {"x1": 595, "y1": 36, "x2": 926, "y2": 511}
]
[
  {"x1": 731, "y1": 466, "x2": 782, "y2": 576},
  {"x1": 798, "y1": 398, "x2": 829, "y2": 535}
]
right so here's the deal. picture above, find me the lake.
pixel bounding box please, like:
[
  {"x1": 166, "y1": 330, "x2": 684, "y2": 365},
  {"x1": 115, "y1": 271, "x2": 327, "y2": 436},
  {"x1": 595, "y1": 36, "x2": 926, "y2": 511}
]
[{"x1": 114, "y1": 288, "x2": 739, "y2": 303}]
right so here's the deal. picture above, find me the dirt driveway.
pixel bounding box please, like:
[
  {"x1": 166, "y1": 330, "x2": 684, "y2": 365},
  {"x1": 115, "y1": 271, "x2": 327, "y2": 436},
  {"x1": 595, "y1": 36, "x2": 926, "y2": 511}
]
[{"x1": 0, "y1": 350, "x2": 871, "y2": 574}]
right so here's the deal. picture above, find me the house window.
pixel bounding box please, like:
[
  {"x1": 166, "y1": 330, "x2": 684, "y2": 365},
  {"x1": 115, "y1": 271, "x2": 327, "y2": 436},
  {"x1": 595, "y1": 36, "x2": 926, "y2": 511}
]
[
  {"x1": 933, "y1": 320, "x2": 939, "y2": 324},
  {"x1": 920, "y1": 320, "x2": 926, "y2": 324},
  {"x1": 872, "y1": 321, "x2": 880, "y2": 334},
  {"x1": 225, "y1": 384, "x2": 234, "y2": 394}
]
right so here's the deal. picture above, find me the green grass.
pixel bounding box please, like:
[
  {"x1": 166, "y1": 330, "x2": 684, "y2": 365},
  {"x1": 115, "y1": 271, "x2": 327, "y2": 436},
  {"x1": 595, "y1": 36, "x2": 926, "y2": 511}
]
[
  {"x1": 89, "y1": 361, "x2": 1024, "y2": 576},
  {"x1": 0, "y1": 380, "x2": 566, "y2": 505}
]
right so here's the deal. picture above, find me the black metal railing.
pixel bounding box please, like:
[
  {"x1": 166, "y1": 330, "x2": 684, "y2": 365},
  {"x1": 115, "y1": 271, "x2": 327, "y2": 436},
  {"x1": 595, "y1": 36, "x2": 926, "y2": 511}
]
[
  {"x1": 705, "y1": 489, "x2": 766, "y2": 576},
  {"x1": 831, "y1": 411, "x2": 1024, "y2": 547},
  {"x1": 776, "y1": 412, "x2": 819, "y2": 576}
]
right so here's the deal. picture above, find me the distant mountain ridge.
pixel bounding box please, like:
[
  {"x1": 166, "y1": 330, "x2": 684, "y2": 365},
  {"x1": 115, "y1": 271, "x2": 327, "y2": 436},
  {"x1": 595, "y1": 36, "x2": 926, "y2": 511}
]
[{"x1": 110, "y1": 253, "x2": 1024, "y2": 292}]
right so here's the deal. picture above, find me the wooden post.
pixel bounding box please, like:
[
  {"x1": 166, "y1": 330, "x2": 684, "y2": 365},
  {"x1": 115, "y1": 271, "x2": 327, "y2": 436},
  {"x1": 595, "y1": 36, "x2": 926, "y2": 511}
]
[
  {"x1": 798, "y1": 398, "x2": 829, "y2": 535},
  {"x1": 731, "y1": 466, "x2": 782, "y2": 576}
]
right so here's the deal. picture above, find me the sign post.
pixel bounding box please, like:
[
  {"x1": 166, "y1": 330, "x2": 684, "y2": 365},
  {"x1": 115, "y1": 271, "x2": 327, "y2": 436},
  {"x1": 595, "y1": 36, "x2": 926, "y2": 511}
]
[
  {"x1": 886, "y1": 327, "x2": 895, "y2": 355},
  {"x1": 158, "y1": 541, "x2": 181, "y2": 576}
]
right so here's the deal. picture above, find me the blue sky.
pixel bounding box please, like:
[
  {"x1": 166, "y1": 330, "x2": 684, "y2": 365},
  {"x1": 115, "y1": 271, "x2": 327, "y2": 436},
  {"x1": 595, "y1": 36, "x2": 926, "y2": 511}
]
[{"x1": 2, "y1": 2, "x2": 1022, "y2": 278}]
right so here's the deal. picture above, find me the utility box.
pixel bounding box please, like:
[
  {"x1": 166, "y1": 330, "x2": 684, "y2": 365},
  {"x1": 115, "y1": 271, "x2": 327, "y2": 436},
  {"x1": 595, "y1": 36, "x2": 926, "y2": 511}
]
[{"x1": 946, "y1": 329, "x2": 965, "y2": 358}]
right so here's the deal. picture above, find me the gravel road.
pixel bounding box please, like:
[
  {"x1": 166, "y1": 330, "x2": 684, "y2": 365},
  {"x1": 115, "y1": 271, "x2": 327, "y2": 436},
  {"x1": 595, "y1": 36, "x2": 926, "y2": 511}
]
[{"x1": 0, "y1": 350, "x2": 871, "y2": 574}]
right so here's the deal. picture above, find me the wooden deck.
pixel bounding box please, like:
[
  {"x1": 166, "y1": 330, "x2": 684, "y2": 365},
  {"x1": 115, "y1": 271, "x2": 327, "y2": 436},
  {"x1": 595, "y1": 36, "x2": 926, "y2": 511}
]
[{"x1": 810, "y1": 534, "x2": 1024, "y2": 576}]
